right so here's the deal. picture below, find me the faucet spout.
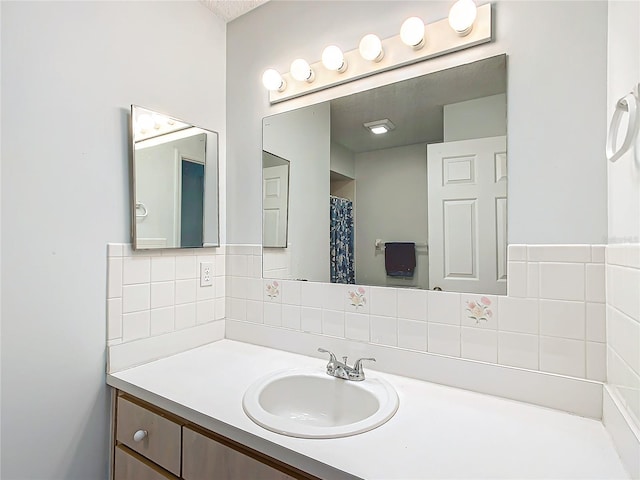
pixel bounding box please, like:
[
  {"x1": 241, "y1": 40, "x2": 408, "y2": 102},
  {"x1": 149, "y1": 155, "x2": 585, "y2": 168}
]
[{"x1": 318, "y1": 348, "x2": 376, "y2": 381}]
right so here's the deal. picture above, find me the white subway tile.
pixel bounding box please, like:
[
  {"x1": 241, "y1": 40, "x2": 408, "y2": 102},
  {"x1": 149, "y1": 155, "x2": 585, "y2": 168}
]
[
  {"x1": 246, "y1": 278, "x2": 263, "y2": 301},
  {"x1": 428, "y1": 323, "x2": 460, "y2": 357},
  {"x1": 227, "y1": 255, "x2": 248, "y2": 277},
  {"x1": 122, "y1": 284, "x2": 150, "y2": 313},
  {"x1": 607, "y1": 244, "x2": 640, "y2": 268},
  {"x1": 175, "y1": 279, "x2": 197, "y2": 305},
  {"x1": 591, "y1": 245, "x2": 606, "y2": 263},
  {"x1": 539, "y1": 336, "x2": 585, "y2": 378},
  {"x1": 123, "y1": 256, "x2": 151, "y2": 285},
  {"x1": 107, "y1": 243, "x2": 124, "y2": 257},
  {"x1": 507, "y1": 261, "x2": 527, "y2": 298},
  {"x1": 398, "y1": 319, "x2": 427, "y2": 351},
  {"x1": 508, "y1": 245, "x2": 527, "y2": 262},
  {"x1": 175, "y1": 303, "x2": 196, "y2": 330},
  {"x1": 608, "y1": 265, "x2": 640, "y2": 321},
  {"x1": 196, "y1": 300, "x2": 215, "y2": 325},
  {"x1": 345, "y1": 286, "x2": 369, "y2": 314},
  {"x1": 608, "y1": 306, "x2": 640, "y2": 375},
  {"x1": 585, "y1": 264, "x2": 605, "y2": 303},
  {"x1": 397, "y1": 289, "x2": 428, "y2": 321},
  {"x1": 282, "y1": 304, "x2": 301, "y2": 330},
  {"x1": 214, "y1": 298, "x2": 225, "y2": 320},
  {"x1": 264, "y1": 302, "x2": 283, "y2": 326},
  {"x1": 461, "y1": 295, "x2": 497, "y2": 329},
  {"x1": 322, "y1": 310, "x2": 345, "y2": 337},
  {"x1": 252, "y1": 255, "x2": 263, "y2": 278},
  {"x1": 216, "y1": 254, "x2": 226, "y2": 276},
  {"x1": 150, "y1": 281, "x2": 175, "y2": 309},
  {"x1": 301, "y1": 282, "x2": 324, "y2": 309},
  {"x1": 539, "y1": 263, "x2": 585, "y2": 301},
  {"x1": 151, "y1": 257, "x2": 174, "y2": 282},
  {"x1": 586, "y1": 342, "x2": 606, "y2": 382},
  {"x1": 586, "y1": 303, "x2": 606, "y2": 342},
  {"x1": 461, "y1": 327, "x2": 497, "y2": 363},
  {"x1": 175, "y1": 256, "x2": 197, "y2": 280},
  {"x1": 345, "y1": 312, "x2": 370, "y2": 342},
  {"x1": 607, "y1": 348, "x2": 640, "y2": 422},
  {"x1": 498, "y1": 331, "x2": 538, "y2": 370},
  {"x1": 263, "y1": 279, "x2": 282, "y2": 303},
  {"x1": 122, "y1": 310, "x2": 150, "y2": 342},
  {"x1": 215, "y1": 276, "x2": 225, "y2": 299},
  {"x1": 108, "y1": 257, "x2": 123, "y2": 299},
  {"x1": 322, "y1": 284, "x2": 345, "y2": 311},
  {"x1": 150, "y1": 307, "x2": 174, "y2": 336},
  {"x1": 301, "y1": 307, "x2": 322, "y2": 333},
  {"x1": 246, "y1": 300, "x2": 264, "y2": 324},
  {"x1": 539, "y1": 299, "x2": 585, "y2": 340},
  {"x1": 370, "y1": 315, "x2": 397, "y2": 347},
  {"x1": 107, "y1": 298, "x2": 122, "y2": 340},
  {"x1": 497, "y1": 297, "x2": 538, "y2": 334},
  {"x1": 427, "y1": 291, "x2": 461, "y2": 325},
  {"x1": 369, "y1": 287, "x2": 397, "y2": 318},
  {"x1": 527, "y1": 263, "x2": 539, "y2": 298},
  {"x1": 527, "y1": 245, "x2": 591, "y2": 263},
  {"x1": 281, "y1": 280, "x2": 301, "y2": 305}
]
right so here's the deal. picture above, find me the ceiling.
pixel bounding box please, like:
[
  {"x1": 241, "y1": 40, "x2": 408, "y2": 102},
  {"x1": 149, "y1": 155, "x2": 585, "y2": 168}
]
[
  {"x1": 331, "y1": 55, "x2": 507, "y2": 153},
  {"x1": 200, "y1": 0, "x2": 269, "y2": 22}
]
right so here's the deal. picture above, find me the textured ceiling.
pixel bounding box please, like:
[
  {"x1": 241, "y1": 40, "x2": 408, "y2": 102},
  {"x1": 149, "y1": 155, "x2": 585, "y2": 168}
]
[{"x1": 199, "y1": 0, "x2": 269, "y2": 22}]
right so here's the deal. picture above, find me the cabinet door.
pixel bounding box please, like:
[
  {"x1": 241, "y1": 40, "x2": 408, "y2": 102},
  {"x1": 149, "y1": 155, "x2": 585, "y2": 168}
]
[
  {"x1": 182, "y1": 427, "x2": 295, "y2": 480},
  {"x1": 114, "y1": 445, "x2": 179, "y2": 480},
  {"x1": 116, "y1": 397, "x2": 182, "y2": 476}
]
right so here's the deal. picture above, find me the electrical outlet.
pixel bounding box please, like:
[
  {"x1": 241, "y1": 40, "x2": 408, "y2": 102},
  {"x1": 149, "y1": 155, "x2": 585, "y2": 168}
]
[{"x1": 200, "y1": 262, "x2": 213, "y2": 287}]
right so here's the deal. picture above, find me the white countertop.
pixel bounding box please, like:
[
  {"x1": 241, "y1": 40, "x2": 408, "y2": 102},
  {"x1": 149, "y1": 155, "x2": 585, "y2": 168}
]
[{"x1": 107, "y1": 340, "x2": 628, "y2": 479}]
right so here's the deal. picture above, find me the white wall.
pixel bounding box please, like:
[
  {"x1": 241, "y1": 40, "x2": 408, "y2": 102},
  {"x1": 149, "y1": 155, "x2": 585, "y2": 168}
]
[
  {"x1": 444, "y1": 93, "x2": 507, "y2": 142},
  {"x1": 354, "y1": 143, "x2": 429, "y2": 289},
  {"x1": 0, "y1": 2, "x2": 226, "y2": 478},
  {"x1": 263, "y1": 103, "x2": 330, "y2": 281},
  {"x1": 227, "y1": 0, "x2": 608, "y2": 246},
  {"x1": 330, "y1": 141, "x2": 355, "y2": 179}
]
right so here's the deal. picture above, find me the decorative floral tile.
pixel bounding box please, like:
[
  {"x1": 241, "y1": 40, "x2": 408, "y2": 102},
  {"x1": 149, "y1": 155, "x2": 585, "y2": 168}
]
[
  {"x1": 346, "y1": 286, "x2": 368, "y2": 313},
  {"x1": 263, "y1": 280, "x2": 281, "y2": 302},
  {"x1": 461, "y1": 294, "x2": 498, "y2": 329}
]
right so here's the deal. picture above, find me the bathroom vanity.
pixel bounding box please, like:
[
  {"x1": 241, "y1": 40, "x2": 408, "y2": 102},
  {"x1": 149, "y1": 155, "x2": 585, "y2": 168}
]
[{"x1": 107, "y1": 340, "x2": 628, "y2": 480}]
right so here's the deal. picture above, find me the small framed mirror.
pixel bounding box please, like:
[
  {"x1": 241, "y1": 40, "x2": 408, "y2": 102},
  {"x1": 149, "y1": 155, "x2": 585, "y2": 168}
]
[{"x1": 130, "y1": 106, "x2": 219, "y2": 250}]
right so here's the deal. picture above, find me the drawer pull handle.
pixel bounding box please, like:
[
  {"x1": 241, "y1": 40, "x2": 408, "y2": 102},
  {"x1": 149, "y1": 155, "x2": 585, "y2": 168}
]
[{"x1": 133, "y1": 429, "x2": 148, "y2": 442}]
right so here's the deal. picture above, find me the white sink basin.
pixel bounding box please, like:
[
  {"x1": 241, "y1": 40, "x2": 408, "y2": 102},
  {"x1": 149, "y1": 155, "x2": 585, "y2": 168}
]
[{"x1": 242, "y1": 368, "x2": 399, "y2": 438}]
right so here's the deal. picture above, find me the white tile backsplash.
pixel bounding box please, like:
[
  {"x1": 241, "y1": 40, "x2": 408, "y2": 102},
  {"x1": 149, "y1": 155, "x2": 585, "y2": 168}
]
[
  {"x1": 175, "y1": 279, "x2": 197, "y2": 305},
  {"x1": 397, "y1": 289, "x2": 428, "y2": 321},
  {"x1": 300, "y1": 307, "x2": 322, "y2": 333},
  {"x1": 107, "y1": 298, "x2": 122, "y2": 340},
  {"x1": 175, "y1": 303, "x2": 197, "y2": 330},
  {"x1": 150, "y1": 307, "x2": 174, "y2": 335},
  {"x1": 281, "y1": 304, "x2": 301, "y2": 330},
  {"x1": 539, "y1": 263, "x2": 585, "y2": 301},
  {"x1": 539, "y1": 300, "x2": 585, "y2": 340},
  {"x1": 398, "y1": 319, "x2": 427, "y2": 351},
  {"x1": 497, "y1": 297, "x2": 538, "y2": 334},
  {"x1": 586, "y1": 303, "x2": 606, "y2": 342},
  {"x1": 322, "y1": 284, "x2": 345, "y2": 311},
  {"x1": 461, "y1": 327, "x2": 497, "y2": 363},
  {"x1": 122, "y1": 284, "x2": 150, "y2": 313},
  {"x1": 345, "y1": 312, "x2": 370, "y2": 342},
  {"x1": 122, "y1": 310, "x2": 150, "y2": 342},
  {"x1": 370, "y1": 315, "x2": 397, "y2": 347},
  {"x1": 507, "y1": 261, "x2": 527, "y2": 297},
  {"x1": 427, "y1": 291, "x2": 461, "y2": 325},
  {"x1": 498, "y1": 331, "x2": 538, "y2": 370},
  {"x1": 539, "y1": 336, "x2": 585, "y2": 377},
  {"x1": 263, "y1": 302, "x2": 282, "y2": 326},
  {"x1": 107, "y1": 258, "x2": 123, "y2": 299},
  {"x1": 151, "y1": 282, "x2": 175, "y2": 309},
  {"x1": 123, "y1": 256, "x2": 151, "y2": 285},
  {"x1": 586, "y1": 263, "x2": 606, "y2": 303},
  {"x1": 322, "y1": 309, "x2": 345, "y2": 337},
  {"x1": 151, "y1": 257, "x2": 175, "y2": 282},
  {"x1": 428, "y1": 323, "x2": 460, "y2": 357},
  {"x1": 369, "y1": 287, "x2": 397, "y2": 318}
]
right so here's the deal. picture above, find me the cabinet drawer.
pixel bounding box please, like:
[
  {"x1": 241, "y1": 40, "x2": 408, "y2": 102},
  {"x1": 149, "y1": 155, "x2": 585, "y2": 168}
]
[
  {"x1": 114, "y1": 445, "x2": 179, "y2": 480},
  {"x1": 116, "y1": 397, "x2": 181, "y2": 476},
  {"x1": 182, "y1": 426, "x2": 295, "y2": 480}
]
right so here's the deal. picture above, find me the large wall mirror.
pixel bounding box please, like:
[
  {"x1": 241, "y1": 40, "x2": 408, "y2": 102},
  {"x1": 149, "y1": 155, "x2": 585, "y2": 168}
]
[
  {"x1": 131, "y1": 106, "x2": 219, "y2": 250},
  {"x1": 262, "y1": 54, "x2": 507, "y2": 294}
]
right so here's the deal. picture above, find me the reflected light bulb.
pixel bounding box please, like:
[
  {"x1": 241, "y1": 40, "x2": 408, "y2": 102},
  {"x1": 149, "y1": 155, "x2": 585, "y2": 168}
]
[
  {"x1": 137, "y1": 114, "x2": 154, "y2": 133},
  {"x1": 448, "y1": 0, "x2": 477, "y2": 36},
  {"x1": 359, "y1": 34, "x2": 384, "y2": 62},
  {"x1": 322, "y1": 45, "x2": 347, "y2": 73},
  {"x1": 290, "y1": 59, "x2": 315, "y2": 82},
  {"x1": 400, "y1": 17, "x2": 425, "y2": 49},
  {"x1": 262, "y1": 69, "x2": 286, "y2": 92}
]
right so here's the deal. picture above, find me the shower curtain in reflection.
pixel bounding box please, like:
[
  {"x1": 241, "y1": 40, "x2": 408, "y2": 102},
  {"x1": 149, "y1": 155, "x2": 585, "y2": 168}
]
[{"x1": 330, "y1": 196, "x2": 355, "y2": 284}]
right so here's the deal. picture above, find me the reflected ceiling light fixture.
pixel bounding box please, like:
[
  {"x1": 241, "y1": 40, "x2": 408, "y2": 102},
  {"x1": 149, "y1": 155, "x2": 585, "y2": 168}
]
[
  {"x1": 290, "y1": 59, "x2": 315, "y2": 83},
  {"x1": 262, "y1": 68, "x2": 287, "y2": 92},
  {"x1": 137, "y1": 113, "x2": 154, "y2": 133},
  {"x1": 448, "y1": 0, "x2": 478, "y2": 36},
  {"x1": 322, "y1": 45, "x2": 348, "y2": 73},
  {"x1": 363, "y1": 118, "x2": 395, "y2": 135},
  {"x1": 400, "y1": 17, "x2": 426, "y2": 49},
  {"x1": 359, "y1": 34, "x2": 384, "y2": 62}
]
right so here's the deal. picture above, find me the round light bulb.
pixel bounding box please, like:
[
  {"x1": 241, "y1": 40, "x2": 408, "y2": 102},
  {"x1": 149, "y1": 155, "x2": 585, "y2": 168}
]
[
  {"x1": 359, "y1": 34, "x2": 384, "y2": 62},
  {"x1": 449, "y1": 0, "x2": 477, "y2": 36},
  {"x1": 137, "y1": 114, "x2": 154, "y2": 133},
  {"x1": 322, "y1": 45, "x2": 347, "y2": 73},
  {"x1": 290, "y1": 59, "x2": 315, "y2": 82},
  {"x1": 262, "y1": 69, "x2": 286, "y2": 92},
  {"x1": 400, "y1": 17, "x2": 425, "y2": 49}
]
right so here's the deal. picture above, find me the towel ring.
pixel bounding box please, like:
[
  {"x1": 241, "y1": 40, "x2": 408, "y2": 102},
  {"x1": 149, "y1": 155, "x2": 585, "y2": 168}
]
[
  {"x1": 136, "y1": 202, "x2": 148, "y2": 218},
  {"x1": 606, "y1": 90, "x2": 639, "y2": 163}
]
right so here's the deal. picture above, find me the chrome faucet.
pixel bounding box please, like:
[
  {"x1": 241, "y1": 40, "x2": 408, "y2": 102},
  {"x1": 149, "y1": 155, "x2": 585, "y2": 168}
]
[{"x1": 318, "y1": 348, "x2": 376, "y2": 381}]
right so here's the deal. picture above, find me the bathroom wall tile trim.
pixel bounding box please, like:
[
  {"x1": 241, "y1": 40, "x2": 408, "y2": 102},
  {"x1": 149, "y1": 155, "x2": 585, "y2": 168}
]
[{"x1": 106, "y1": 243, "x2": 226, "y2": 372}]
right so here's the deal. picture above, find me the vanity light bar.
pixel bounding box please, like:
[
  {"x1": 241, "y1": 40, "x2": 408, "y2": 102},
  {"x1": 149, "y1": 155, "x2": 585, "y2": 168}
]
[{"x1": 268, "y1": 3, "x2": 491, "y2": 104}]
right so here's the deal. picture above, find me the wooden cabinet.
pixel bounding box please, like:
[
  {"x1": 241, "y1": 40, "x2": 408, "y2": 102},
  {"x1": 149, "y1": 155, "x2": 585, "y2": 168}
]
[{"x1": 112, "y1": 392, "x2": 317, "y2": 480}]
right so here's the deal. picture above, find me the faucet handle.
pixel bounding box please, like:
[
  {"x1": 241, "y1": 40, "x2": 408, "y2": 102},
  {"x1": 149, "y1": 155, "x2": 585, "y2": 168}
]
[
  {"x1": 318, "y1": 347, "x2": 337, "y2": 362},
  {"x1": 353, "y1": 357, "x2": 376, "y2": 373}
]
